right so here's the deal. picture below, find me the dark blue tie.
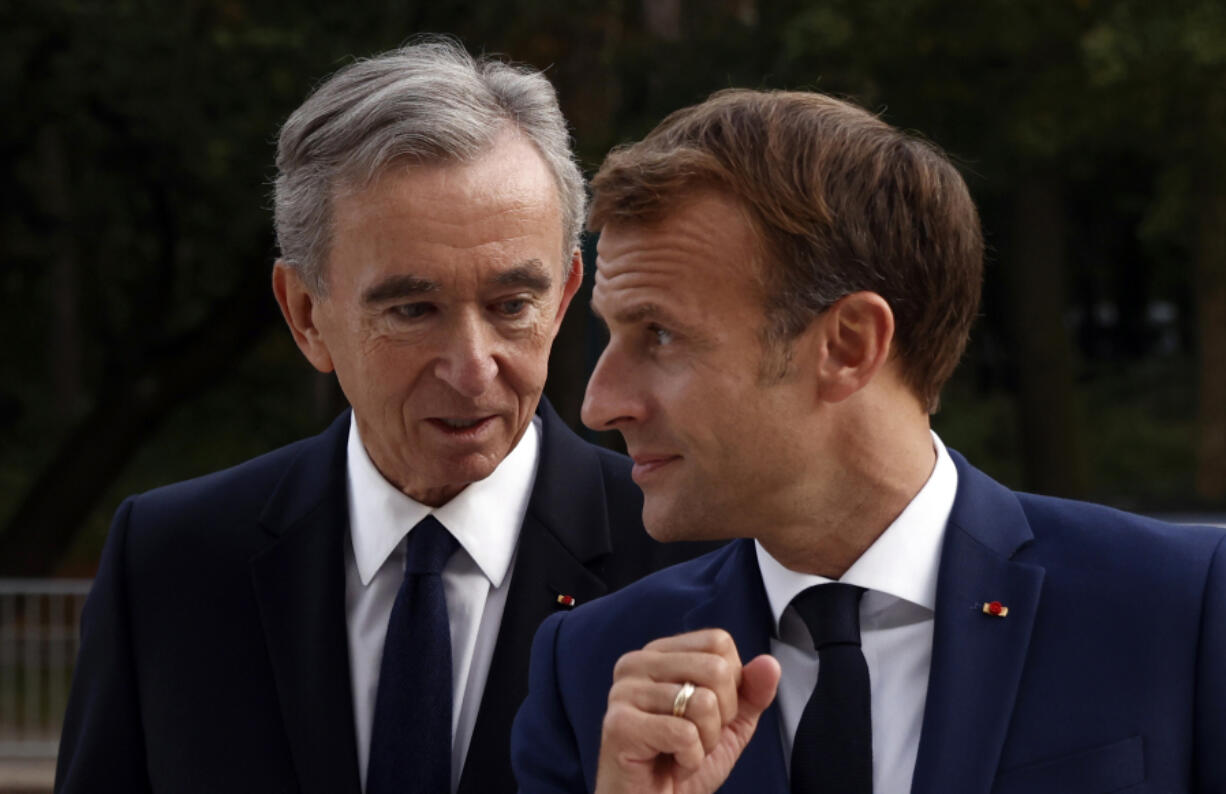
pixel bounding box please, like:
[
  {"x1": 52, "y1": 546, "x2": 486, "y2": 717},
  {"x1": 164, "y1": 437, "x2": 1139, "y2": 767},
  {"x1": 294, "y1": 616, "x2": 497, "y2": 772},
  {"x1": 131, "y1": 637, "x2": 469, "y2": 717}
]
[
  {"x1": 367, "y1": 515, "x2": 459, "y2": 794},
  {"x1": 790, "y1": 583, "x2": 872, "y2": 794}
]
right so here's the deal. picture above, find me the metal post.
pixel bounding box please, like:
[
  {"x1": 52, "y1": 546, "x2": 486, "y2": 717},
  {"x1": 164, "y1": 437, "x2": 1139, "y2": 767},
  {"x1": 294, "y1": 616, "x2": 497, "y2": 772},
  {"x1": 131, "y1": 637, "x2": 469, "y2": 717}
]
[
  {"x1": 0, "y1": 579, "x2": 92, "y2": 759},
  {"x1": 0, "y1": 594, "x2": 16, "y2": 743},
  {"x1": 22, "y1": 595, "x2": 42, "y2": 741},
  {"x1": 48, "y1": 594, "x2": 67, "y2": 742}
]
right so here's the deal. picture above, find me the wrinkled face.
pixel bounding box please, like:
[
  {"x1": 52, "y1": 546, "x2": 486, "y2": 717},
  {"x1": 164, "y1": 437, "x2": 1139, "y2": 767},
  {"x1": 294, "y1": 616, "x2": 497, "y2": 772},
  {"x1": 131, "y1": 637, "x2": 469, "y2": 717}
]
[
  {"x1": 582, "y1": 193, "x2": 818, "y2": 540},
  {"x1": 313, "y1": 133, "x2": 579, "y2": 505}
]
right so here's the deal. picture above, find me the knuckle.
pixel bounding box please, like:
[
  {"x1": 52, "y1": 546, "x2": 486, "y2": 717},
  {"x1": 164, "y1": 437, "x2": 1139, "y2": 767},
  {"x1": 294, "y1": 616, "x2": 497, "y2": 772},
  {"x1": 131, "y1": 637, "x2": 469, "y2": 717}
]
[
  {"x1": 602, "y1": 702, "x2": 634, "y2": 734},
  {"x1": 642, "y1": 635, "x2": 671, "y2": 651},
  {"x1": 606, "y1": 678, "x2": 633, "y2": 706},
  {"x1": 692, "y1": 687, "x2": 719, "y2": 717},
  {"x1": 670, "y1": 716, "x2": 701, "y2": 746},
  {"x1": 611, "y1": 650, "x2": 641, "y2": 680},
  {"x1": 710, "y1": 628, "x2": 736, "y2": 654}
]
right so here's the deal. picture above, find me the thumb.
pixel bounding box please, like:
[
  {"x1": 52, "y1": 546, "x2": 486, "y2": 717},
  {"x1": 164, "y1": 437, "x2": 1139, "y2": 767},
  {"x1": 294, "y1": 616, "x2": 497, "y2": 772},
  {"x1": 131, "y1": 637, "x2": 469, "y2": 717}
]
[
  {"x1": 722, "y1": 654, "x2": 780, "y2": 747},
  {"x1": 739, "y1": 654, "x2": 781, "y2": 717},
  {"x1": 673, "y1": 655, "x2": 781, "y2": 792},
  {"x1": 698, "y1": 654, "x2": 780, "y2": 775}
]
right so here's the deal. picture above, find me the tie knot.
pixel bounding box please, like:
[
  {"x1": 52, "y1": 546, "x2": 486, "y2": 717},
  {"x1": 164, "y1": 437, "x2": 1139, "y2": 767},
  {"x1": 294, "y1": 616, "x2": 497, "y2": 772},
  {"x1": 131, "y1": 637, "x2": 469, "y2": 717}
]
[
  {"x1": 404, "y1": 515, "x2": 458, "y2": 575},
  {"x1": 791, "y1": 583, "x2": 865, "y2": 649}
]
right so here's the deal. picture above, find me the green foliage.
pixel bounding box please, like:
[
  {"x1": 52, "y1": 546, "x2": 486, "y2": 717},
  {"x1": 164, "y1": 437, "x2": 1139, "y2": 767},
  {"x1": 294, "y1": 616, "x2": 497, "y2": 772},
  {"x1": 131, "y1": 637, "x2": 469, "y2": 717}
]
[{"x1": 2, "y1": 0, "x2": 1223, "y2": 573}]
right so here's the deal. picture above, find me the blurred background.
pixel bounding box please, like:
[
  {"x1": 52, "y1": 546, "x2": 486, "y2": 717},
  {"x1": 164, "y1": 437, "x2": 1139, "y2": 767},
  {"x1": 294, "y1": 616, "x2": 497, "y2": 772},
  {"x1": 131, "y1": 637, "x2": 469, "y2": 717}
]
[{"x1": 1, "y1": 0, "x2": 1224, "y2": 788}]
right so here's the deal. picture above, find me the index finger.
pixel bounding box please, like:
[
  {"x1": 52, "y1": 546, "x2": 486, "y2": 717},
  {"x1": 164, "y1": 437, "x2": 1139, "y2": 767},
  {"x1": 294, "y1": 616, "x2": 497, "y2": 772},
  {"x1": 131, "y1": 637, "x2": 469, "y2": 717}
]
[{"x1": 643, "y1": 628, "x2": 741, "y2": 664}]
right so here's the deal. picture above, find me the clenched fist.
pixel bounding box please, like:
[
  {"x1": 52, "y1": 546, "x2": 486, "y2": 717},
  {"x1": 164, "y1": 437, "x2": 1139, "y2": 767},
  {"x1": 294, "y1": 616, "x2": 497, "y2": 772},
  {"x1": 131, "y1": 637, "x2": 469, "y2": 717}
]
[{"x1": 594, "y1": 629, "x2": 781, "y2": 794}]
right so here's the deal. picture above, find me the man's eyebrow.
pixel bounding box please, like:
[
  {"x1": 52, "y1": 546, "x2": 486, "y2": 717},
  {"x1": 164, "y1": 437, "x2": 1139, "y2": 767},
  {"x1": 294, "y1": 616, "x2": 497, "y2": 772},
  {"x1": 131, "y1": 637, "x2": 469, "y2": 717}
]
[
  {"x1": 614, "y1": 302, "x2": 666, "y2": 325},
  {"x1": 596, "y1": 301, "x2": 700, "y2": 336},
  {"x1": 493, "y1": 260, "x2": 553, "y2": 292},
  {"x1": 590, "y1": 299, "x2": 712, "y2": 348},
  {"x1": 361, "y1": 275, "x2": 438, "y2": 305},
  {"x1": 590, "y1": 301, "x2": 666, "y2": 327}
]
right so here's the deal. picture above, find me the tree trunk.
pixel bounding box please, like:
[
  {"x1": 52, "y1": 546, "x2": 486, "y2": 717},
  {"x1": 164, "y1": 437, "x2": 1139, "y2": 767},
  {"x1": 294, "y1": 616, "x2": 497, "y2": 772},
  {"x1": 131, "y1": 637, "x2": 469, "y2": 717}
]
[
  {"x1": 0, "y1": 289, "x2": 278, "y2": 576},
  {"x1": 1004, "y1": 174, "x2": 1088, "y2": 498},
  {"x1": 37, "y1": 126, "x2": 83, "y2": 422},
  {"x1": 1194, "y1": 188, "x2": 1226, "y2": 502}
]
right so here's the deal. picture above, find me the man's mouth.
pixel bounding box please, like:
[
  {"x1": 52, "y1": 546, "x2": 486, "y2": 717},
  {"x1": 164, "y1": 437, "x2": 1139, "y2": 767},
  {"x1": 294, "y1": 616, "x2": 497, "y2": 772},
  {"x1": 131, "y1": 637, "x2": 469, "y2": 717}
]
[
  {"x1": 427, "y1": 416, "x2": 497, "y2": 436},
  {"x1": 629, "y1": 453, "x2": 681, "y2": 482},
  {"x1": 439, "y1": 418, "x2": 484, "y2": 429}
]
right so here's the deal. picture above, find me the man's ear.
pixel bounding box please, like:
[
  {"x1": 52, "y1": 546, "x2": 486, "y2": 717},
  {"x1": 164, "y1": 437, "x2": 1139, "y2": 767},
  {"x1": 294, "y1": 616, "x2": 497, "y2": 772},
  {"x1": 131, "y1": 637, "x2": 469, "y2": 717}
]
[
  {"x1": 813, "y1": 291, "x2": 894, "y2": 403},
  {"x1": 271, "y1": 261, "x2": 335, "y2": 374},
  {"x1": 551, "y1": 248, "x2": 584, "y2": 332}
]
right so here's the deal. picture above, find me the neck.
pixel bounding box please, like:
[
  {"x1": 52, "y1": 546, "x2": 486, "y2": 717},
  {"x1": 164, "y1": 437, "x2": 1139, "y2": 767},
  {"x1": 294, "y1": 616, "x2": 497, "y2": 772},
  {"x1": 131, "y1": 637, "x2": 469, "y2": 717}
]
[{"x1": 760, "y1": 403, "x2": 936, "y2": 578}]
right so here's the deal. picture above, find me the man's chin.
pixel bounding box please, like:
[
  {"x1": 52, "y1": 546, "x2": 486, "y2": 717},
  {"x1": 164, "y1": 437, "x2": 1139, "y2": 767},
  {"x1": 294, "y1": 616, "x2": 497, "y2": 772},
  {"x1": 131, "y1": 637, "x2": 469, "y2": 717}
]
[
  {"x1": 401, "y1": 454, "x2": 503, "y2": 505},
  {"x1": 438, "y1": 456, "x2": 501, "y2": 487},
  {"x1": 642, "y1": 501, "x2": 721, "y2": 544}
]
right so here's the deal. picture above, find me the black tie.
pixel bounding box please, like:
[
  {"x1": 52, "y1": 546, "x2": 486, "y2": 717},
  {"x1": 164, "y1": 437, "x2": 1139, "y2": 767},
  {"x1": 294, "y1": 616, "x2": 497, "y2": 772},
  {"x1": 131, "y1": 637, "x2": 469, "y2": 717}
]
[
  {"x1": 790, "y1": 583, "x2": 872, "y2": 794},
  {"x1": 367, "y1": 515, "x2": 459, "y2": 794}
]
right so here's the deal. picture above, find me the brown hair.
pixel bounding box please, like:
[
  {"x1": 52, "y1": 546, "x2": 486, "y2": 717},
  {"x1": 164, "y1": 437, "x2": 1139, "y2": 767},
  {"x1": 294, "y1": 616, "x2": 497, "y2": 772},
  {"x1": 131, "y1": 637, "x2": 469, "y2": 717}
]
[{"x1": 588, "y1": 89, "x2": 983, "y2": 413}]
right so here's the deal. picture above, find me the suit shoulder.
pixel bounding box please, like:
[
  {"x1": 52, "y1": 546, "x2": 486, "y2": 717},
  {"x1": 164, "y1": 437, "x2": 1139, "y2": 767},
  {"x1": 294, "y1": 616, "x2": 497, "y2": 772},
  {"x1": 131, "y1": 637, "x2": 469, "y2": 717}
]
[
  {"x1": 560, "y1": 543, "x2": 738, "y2": 640},
  {"x1": 1015, "y1": 491, "x2": 1226, "y2": 582},
  {"x1": 127, "y1": 434, "x2": 317, "y2": 522},
  {"x1": 1016, "y1": 491, "x2": 1224, "y2": 546},
  {"x1": 116, "y1": 416, "x2": 347, "y2": 561}
]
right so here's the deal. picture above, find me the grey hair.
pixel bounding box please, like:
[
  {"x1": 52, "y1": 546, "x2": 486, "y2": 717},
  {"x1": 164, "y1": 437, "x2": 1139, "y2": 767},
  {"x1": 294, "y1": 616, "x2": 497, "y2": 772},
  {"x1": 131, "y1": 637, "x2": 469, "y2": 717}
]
[{"x1": 274, "y1": 38, "x2": 585, "y2": 293}]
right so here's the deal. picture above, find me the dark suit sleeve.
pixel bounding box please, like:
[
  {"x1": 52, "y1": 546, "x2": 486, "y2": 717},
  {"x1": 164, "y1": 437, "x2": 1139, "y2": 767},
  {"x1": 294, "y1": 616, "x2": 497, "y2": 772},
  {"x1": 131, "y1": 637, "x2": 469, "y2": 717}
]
[
  {"x1": 55, "y1": 497, "x2": 152, "y2": 794},
  {"x1": 511, "y1": 611, "x2": 590, "y2": 794},
  {"x1": 1195, "y1": 532, "x2": 1226, "y2": 792}
]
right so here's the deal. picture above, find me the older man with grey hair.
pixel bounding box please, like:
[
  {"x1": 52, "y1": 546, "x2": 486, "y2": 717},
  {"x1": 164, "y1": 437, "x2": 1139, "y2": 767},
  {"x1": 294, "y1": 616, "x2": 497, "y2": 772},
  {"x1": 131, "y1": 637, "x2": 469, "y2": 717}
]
[{"x1": 55, "y1": 40, "x2": 708, "y2": 794}]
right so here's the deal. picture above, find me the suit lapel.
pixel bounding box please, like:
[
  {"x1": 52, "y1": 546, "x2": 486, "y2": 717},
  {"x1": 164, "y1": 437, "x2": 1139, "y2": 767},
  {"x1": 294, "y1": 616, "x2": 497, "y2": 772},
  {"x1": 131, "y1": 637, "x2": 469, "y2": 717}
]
[
  {"x1": 250, "y1": 413, "x2": 362, "y2": 794},
  {"x1": 459, "y1": 399, "x2": 614, "y2": 794},
  {"x1": 910, "y1": 452, "x2": 1044, "y2": 794},
  {"x1": 683, "y1": 540, "x2": 790, "y2": 793}
]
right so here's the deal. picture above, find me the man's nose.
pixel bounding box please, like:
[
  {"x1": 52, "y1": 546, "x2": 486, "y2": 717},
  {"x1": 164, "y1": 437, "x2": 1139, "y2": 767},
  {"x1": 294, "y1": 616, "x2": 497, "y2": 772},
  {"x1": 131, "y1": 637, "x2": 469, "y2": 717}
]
[
  {"x1": 581, "y1": 345, "x2": 642, "y2": 432},
  {"x1": 434, "y1": 312, "x2": 499, "y2": 398}
]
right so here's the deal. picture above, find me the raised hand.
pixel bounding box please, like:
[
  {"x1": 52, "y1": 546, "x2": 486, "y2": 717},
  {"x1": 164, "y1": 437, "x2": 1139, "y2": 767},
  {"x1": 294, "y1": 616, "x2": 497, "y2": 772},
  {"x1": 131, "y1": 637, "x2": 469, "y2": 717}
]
[{"x1": 594, "y1": 629, "x2": 781, "y2": 794}]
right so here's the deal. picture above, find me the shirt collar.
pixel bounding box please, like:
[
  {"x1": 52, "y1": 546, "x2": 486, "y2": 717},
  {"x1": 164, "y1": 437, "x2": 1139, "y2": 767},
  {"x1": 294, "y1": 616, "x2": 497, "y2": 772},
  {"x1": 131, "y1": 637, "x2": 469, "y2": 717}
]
[
  {"x1": 756, "y1": 431, "x2": 957, "y2": 632},
  {"x1": 346, "y1": 413, "x2": 541, "y2": 587}
]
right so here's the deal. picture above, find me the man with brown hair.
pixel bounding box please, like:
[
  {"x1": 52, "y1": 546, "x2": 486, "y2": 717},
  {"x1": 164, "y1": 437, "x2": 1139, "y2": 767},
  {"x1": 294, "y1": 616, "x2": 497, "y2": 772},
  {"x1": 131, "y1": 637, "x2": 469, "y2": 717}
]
[{"x1": 511, "y1": 89, "x2": 1226, "y2": 793}]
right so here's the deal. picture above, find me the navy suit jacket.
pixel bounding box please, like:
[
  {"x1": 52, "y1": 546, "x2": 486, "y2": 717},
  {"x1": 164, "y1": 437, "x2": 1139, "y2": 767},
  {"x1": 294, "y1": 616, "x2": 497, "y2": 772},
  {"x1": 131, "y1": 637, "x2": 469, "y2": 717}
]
[
  {"x1": 512, "y1": 450, "x2": 1226, "y2": 793},
  {"x1": 55, "y1": 400, "x2": 714, "y2": 794}
]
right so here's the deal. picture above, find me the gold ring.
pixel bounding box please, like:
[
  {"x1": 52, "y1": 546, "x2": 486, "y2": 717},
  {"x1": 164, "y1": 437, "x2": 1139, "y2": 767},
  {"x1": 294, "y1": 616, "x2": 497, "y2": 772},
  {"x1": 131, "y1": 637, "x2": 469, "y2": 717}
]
[{"x1": 672, "y1": 681, "x2": 696, "y2": 718}]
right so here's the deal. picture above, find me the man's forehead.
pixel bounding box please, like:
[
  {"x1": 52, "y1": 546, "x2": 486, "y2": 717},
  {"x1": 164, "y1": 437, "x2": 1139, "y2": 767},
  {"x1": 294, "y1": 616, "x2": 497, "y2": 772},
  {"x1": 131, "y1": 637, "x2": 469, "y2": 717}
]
[
  {"x1": 594, "y1": 193, "x2": 759, "y2": 280},
  {"x1": 322, "y1": 133, "x2": 569, "y2": 293},
  {"x1": 596, "y1": 189, "x2": 753, "y2": 247},
  {"x1": 339, "y1": 131, "x2": 561, "y2": 215}
]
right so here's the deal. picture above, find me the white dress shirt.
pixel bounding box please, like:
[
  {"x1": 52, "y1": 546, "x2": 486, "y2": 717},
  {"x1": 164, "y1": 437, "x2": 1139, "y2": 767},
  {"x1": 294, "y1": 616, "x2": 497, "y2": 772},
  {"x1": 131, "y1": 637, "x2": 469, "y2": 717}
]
[
  {"x1": 344, "y1": 415, "x2": 541, "y2": 793},
  {"x1": 755, "y1": 431, "x2": 957, "y2": 793}
]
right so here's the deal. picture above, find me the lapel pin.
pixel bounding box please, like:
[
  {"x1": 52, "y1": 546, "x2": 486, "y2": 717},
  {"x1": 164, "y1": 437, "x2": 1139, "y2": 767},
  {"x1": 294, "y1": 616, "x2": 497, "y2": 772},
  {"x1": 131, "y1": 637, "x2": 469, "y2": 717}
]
[
  {"x1": 981, "y1": 600, "x2": 1009, "y2": 618},
  {"x1": 555, "y1": 593, "x2": 577, "y2": 608}
]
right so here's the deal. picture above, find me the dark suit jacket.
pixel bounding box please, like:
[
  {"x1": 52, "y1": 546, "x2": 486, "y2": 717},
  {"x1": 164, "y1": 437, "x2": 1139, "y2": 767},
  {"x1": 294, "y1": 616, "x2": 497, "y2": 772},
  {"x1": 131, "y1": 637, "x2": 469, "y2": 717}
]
[
  {"x1": 55, "y1": 399, "x2": 713, "y2": 794},
  {"x1": 512, "y1": 450, "x2": 1226, "y2": 793}
]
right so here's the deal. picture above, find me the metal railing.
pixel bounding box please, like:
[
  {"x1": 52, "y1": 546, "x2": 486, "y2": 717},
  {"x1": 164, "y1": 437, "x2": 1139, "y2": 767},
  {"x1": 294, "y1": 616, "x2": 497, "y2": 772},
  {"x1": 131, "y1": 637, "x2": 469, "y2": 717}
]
[
  {"x1": 0, "y1": 579, "x2": 92, "y2": 759},
  {"x1": 0, "y1": 517, "x2": 1220, "y2": 766}
]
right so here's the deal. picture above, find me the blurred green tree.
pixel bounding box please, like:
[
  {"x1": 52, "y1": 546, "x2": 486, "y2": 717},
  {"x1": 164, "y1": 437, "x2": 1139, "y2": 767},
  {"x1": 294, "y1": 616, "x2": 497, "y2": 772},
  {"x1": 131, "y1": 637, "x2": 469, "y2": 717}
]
[{"x1": 1, "y1": 0, "x2": 1221, "y2": 575}]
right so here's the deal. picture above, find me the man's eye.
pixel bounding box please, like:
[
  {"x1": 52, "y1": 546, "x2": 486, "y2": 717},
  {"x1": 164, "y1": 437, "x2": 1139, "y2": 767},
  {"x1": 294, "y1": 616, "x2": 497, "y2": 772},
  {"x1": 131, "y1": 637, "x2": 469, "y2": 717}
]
[
  {"x1": 392, "y1": 302, "x2": 433, "y2": 320},
  {"x1": 495, "y1": 298, "x2": 528, "y2": 316},
  {"x1": 648, "y1": 324, "x2": 674, "y2": 346}
]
